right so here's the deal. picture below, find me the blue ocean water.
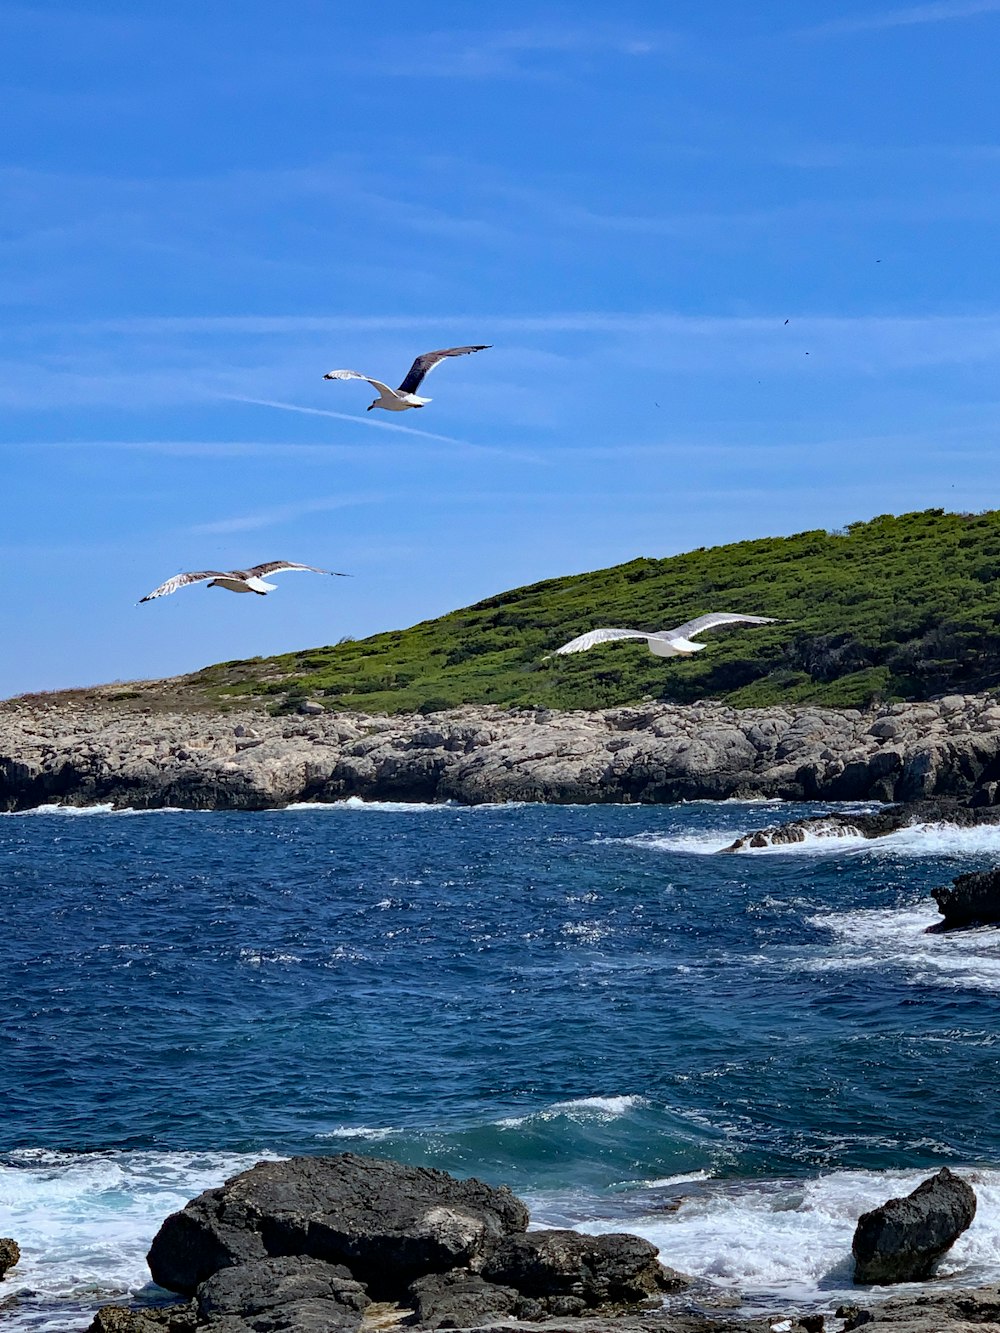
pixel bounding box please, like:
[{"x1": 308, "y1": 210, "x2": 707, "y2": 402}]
[{"x1": 3, "y1": 799, "x2": 1000, "y2": 1330}]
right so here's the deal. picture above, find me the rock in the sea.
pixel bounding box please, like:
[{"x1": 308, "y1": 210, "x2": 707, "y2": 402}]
[
  {"x1": 929, "y1": 866, "x2": 1000, "y2": 932},
  {"x1": 480, "y1": 1228, "x2": 683, "y2": 1310},
  {"x1": 195, "y1": 1255, "x2": 368, "y2": 1330},
  {"x1": 841, "y1": 1281, "x2": 1000, "y2": 1329},
  {"x1": 407, "y1": 1268, "x2": 538, "y2": 1327},
  {"x1": 87, "y1": 1306, "x2": 197, "y2": 1333},
  {"x1": 147, "y1": 1153, "x2": 529, "y2": 1299},
  {"x1": 0, "y1": 1237, "x2": 19, "y2": 1279},
  {"x1": 852, "y1": 1168, "x2": 977, "y2": 1285}
]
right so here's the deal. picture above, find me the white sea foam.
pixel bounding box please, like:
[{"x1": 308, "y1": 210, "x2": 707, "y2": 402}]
[
  {"x1": 496, "y1": 1095, "x2": 648, "y2": 1129},
  {"x1": 623, "y1": 818, "x2": 1000, "y2": 860},
  {"x1": 0, "y1": 1148, "x2": 281, "y2": 1330},
  {"x1": 806, "y1": 903, "x2": 1000, "y2": 993},
  {"x1": 315, "y1": 1124, "x2": 400, "y2": 1141},
  {"x1": 280, "y1": 797, "x2": 458, "y2": 812},
  {"x1": 581, "y1": 1165, "x2": 1000, "y2": 1310}
]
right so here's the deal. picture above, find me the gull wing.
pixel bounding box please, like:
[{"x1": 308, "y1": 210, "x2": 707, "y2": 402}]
[
  {"x1": 246, "y1": 561, "x2": 349, "y2": 578},
  {"x1": 553, "y1": 627, "x2": 655, "y2": 655},
  {"x1": 323, "y1": 369, "x2": 399, "y2": 397},
  {"x1": 668, "y1": 612, "x2": 778, "y2": 640},
  {"x1": 139, "y1": 571, "x2": 227, "y2": 603},
  {"x1": 396, "y1": 345, "x2": 491, "y2": 394}
]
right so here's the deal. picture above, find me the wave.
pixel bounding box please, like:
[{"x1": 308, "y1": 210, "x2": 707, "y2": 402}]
[
  {"x1": 3, "y1": 804, "x2": 202, "y2": 817},
  {"x1": 623, "y1": 819, "x2": 1000, "y2": 859},
  {"x1": 495, "y1": 1095, "x2": 649, "y2": 1129},
  {"x1": 0, "y1": 1148, "x2": 281, "y2": 1330},
  {"x1": 599, "y1": 1165, "x2": 1000, "y2": 1310},
  {"x1": 806, "y1": 904, "x2": 1000, "y2": 993}
]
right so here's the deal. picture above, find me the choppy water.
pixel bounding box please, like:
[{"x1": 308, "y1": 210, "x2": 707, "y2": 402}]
[{"x1": 3, "y1": 799, "x2": 1000, "y2": 1329}]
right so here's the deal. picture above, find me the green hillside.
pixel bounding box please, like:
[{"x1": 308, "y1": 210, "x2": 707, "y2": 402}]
[{"x1": 185, "y1": 508, "x2": 1000, "y2": 714}]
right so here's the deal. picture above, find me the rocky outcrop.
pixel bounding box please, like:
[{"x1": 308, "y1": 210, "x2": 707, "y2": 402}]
[
  {"x1": 6, "y1": 692, "x2": 1000, "y2": 809},
  {"x1": 0, "y1": 1237, "x2": 19, "y2": 1279},
  {"x1": 147, "y1": 1154, "x2": 529, "y2": 1299},
  {"x1": 929, "y1": 867, "x2": 1000, "y2": 932},
  {"x1": 722, "y1": 799, "x2": 1000, "y2": 851},
  {"x1": 851, "y1": 1168, "x2": 977, "y2": 1285},
  {"x1": 841, "y1": 1282, "x2": 1000, "y2": 1329},
  {"x1": 407, "y1": 1269, "x2": 538, "y2": 1327},
  {"x1": 480, "y1": 1231, "x2": 684, "y2": 1312},
  {"x1": 194, "y1": 1256, "x2": 369, "y2": 1330}
]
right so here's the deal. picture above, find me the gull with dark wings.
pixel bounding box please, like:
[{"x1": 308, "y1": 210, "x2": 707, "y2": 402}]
[
  {"x1": 139, "y1": 561, "x2": 348, "y2": 603},
  {"x1": 323, "y1": 345, "x2": 491, "y2": 412},
  {"x1": 553, "y1": 613, "x2": 778, "y2": 659}
]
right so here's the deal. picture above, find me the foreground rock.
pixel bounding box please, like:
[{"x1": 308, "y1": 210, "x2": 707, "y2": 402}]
[
  {"x1": 852, "y1": 1168, "x2": 977, "y2": 1285},
  {"x1": 148, "y1": 1154, "x2": 529, "y2": 1299},
  {"x1": 480, "y1": 1230, "x2": 684, "y2": 1312},
  {"x1": 929, "y1": 866, "x2": 1000, "y2": 932},
  {"x1": 6, "y1": 691, "x2": 1000, "y2": 809},
  {"x1": 841, "y1": 1281, "x2": 1000, "y2": 1329},
  {"x1": 0, "y1": 1237, "x2": 19, "y2": 1279}
]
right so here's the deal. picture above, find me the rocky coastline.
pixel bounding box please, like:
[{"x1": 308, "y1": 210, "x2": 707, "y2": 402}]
[
  {"x1": 3, "y1": 1154, "x2": 988, "y2": 1333},
  {"x1": 5, "y1": 691, "x2": 1000, "y2": 811}
]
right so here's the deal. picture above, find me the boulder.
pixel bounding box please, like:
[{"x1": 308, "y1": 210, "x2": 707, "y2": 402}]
[
  {"x1": 195, "y1": 1256, "x2": 368, "y2": 1329},
  {"x1": 852, "y1": 1168, "x2": 977, "y2": 1284},
  {"x1": 929, "y1": 867, "x2": 1000, "y2": 932},
  {"x1": 407, "y1": 1268, "x2": 538, "y2": 1327},
  {"x1": 841, "y1": 1281, "x2": 1000, "y2": 1329},
  {"x1": 480, "y1": 1229, "x2": 685, "y2": 1310},
  {"x1": 0, "y1": 1237, "x2": 19, "y2": 1279},
  {"x1": 148, "y1": 1153, "x2": 529, "y2": 1299},
  {"x1": 87, "y1": 1307, "x2": 197, "y2": 1333}
]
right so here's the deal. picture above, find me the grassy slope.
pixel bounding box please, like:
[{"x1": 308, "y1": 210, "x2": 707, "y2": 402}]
[{"x1": 170, "y1": 508, "x2": 1000, "y2": 715}]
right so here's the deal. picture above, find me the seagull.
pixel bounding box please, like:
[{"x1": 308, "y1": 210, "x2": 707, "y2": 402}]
[
  {"x1": 139, "y1": 561, "x2": 348, "y2": 603},
  {"x1": 552, "y1": 613, "x2": 778, "y2": 659},
  {"x1": 323, "y1": 345, "x2": 491, "y2": 412}
]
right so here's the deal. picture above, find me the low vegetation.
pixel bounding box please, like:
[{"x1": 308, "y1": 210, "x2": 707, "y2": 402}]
[{"x1": 168, "y1": 508, "x2": 1000, "y2": 714}]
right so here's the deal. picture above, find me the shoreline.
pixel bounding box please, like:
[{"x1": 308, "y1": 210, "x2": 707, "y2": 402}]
[{"x1": 4, "y1": 692, "x2": 1000, "y2": 812}]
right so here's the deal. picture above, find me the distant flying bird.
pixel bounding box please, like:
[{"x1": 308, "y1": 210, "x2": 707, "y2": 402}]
[
  {"x1": 553, "y1": 613, "x2": 778, "y2": 659},
  {"x1": 323, "y1": 345, "x2": 491, "y2": 412},
  {"x1": 139, "y1": 561, "x2": 347, "y2": 603}
]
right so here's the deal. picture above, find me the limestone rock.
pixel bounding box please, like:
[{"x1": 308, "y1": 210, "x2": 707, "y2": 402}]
[
  {"x1": 480, "y1": 1228, "x2": 683, "y2": 1309},
  {"x1": 852, "y1": 1168, "x2": 977, "y2": 1285},
  {"x1": 929, "y1": 866, "x2": 1000, "y2": 932},
  {"x1": 0, "y1": 1237, "x2": 19, "y2": 1279},
  {"x1": 407, "y1": 1268, "x2": 537, "y2": 1327},
  {"x1": 148, "y1": 1153, "x2": 528, "y2": 1299},
  {"x1": 6, "y1": 693, "x2": 1000, "y2": 809},
  {"x1": 195, "y1": 1256, "x2": 367, "y2": 1328}
]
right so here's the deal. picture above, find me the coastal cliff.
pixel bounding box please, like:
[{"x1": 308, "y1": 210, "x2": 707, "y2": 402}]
[{"x1": 4, "y1": 691, "x2": 1000, "y2": 810}]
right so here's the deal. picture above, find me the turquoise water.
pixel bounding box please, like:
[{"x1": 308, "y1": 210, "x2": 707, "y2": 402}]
[{"x1": 3, "y1": 799, "x2": 1000, "y2": 1328}]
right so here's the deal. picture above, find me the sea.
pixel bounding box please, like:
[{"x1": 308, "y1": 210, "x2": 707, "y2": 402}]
[{"x1": 3, "y1": 798, "x2": 1000, "y2": 1330}]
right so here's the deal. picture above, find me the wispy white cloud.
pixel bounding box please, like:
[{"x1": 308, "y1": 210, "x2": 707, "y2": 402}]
[
  {"x1": 221, "y1": 395, "x2": 546, "y2": 463},
  {"x1": 803, "y1": 0, "x2": 1000, "y2": 36},
  {"x1": 189, "y1": 491, "x2": 388, "y2": 536},
  {"x1": 358, "y1": 24, "x2": 673, "y2": 79}
]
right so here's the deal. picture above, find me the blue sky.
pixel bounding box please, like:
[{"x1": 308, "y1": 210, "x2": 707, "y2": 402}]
[{"x1": 5, "y1": 1, "x2": 1000, "y2": 695}]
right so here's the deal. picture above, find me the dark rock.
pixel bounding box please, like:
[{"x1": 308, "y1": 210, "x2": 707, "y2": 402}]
[
  {"x1": 929, "y1": 866, "x2": 1000, "y2": 932},
  {"x1": 0, "y1": 1237, "x2": 19, "y2": 1279},
  {"x1": 723, "y1": 799, "x2": 1000, "y2": 853},
  {"x1": 407, "y1": 1268, "x2": 537, "y2": 1327},
  {"x1": 480, "y1": 1228, "x2": 684, "y2": 1309},
  {"x1": 841, "y1": 1281, "x2": 1000, "y2": 1329},
  {"x1": 852, "y1": 1168, "x2": 977, "y2": 1284},
  {"x1": 88, "y1": 1308, "x2": 197, "y2": 1333},
  {"x1": 194, "y1": 1255, "x2": 367, "y2": 1331},
  {"x1": 148, "y1": 1153, "x2": 528, "y2": 1299}
]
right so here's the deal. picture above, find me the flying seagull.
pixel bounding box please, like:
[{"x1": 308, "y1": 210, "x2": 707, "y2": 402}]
[
  {"x1": 323, "y1": 345, "x2": 491, "y2": 412},
  {"x1": 139, "y1": 561, "x2": 347, "y2": 603},
  {"x1": 553, "y1": 613, "x2": 778, "y2": 659}
]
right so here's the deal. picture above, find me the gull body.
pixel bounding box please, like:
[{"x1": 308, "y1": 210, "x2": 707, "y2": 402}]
[
  {"x1": 139, "y1": 561, "x2": 347, "y2": 604},
  {"x1": 323, "y1": 345, "x2": 490, "y2": 412},
  {"x1": 553, "y1": 613, "x2": 779, "y2": 659}
]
